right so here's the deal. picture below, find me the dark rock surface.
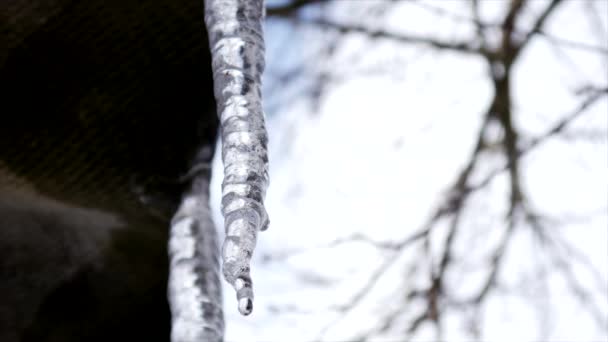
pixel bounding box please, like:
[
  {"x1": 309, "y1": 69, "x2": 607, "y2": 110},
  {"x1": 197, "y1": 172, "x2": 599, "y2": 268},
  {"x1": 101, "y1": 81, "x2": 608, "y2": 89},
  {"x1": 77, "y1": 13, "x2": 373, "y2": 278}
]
[{"x1": 0, "y1": 1, "x2": 218, "y2": 340}]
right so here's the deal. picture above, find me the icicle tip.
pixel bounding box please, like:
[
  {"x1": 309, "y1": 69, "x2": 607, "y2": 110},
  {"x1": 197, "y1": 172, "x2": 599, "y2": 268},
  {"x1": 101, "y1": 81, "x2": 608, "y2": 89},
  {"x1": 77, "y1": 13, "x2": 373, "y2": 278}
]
[
  {"x1": 234, "y1": 276, "x2": 254, "y2": 315},
  {"x1": 238, "y1": 298, "x2": 253, "y2": 316}
]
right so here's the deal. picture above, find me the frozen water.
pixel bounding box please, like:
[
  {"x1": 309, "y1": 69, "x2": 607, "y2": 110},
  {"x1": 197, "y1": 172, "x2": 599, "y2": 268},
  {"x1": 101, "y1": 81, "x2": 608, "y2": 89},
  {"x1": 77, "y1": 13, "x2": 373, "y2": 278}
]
[
  {"x1": 167, "y1": 1, "x2": 269, "y2": 340},
  {"x1": 168, "y1": 182, "x2": 224, "y2": 342},
  {"x1": 205, "y1": 0, "x2": 270, "y2": 316}
]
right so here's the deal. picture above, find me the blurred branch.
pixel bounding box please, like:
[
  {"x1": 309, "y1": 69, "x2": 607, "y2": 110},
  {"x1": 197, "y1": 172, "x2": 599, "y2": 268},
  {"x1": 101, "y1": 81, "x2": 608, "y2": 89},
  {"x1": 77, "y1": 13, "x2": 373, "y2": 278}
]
[
  {"x1": 290, "y1": 17, "x2": 488, "y2": 55},
  {"x1": 260, "y1": 231, "x2": 424, "y2": 263},
  {"x1": 266, "y1": 0, "x2": 326, "y2": 17},
  {"x1": 536, "y1": 30, "x2": 608, "y2": 54},
  {"x1": 471, "y1": 0, "x2": 487, "y2": 48},
  {"x1": 413, "y1": 0, "x2": 607, "y2": 55},
  {"x1": 525, "y1": 208, "x2": 607, "y2": 328},
  {"x1": 470, "y1": 86, "x2": 607, "y2": 193},
  {"x1": 264, "y1": 0, "x2": 607, "y2": 339},
  {"x1": 317, "y1": 1, "x2": 608, "y2": 339},
  {"x1": 519, "y1": 0, "x2": 564, "y2": 49},
  {"x1": 314, "y1": 84, "x2": 607, "y2": 340},
  {"x1": 525, "y1": 87, "x2": 608, "y2": 150}
]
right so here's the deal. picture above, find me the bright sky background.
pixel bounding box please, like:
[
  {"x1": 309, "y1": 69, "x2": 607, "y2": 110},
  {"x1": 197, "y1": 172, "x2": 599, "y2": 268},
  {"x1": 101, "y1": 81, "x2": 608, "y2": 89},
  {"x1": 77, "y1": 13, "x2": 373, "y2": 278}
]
[{"x1": 212, "y1": 1, "x2": 608, "y2": 341}]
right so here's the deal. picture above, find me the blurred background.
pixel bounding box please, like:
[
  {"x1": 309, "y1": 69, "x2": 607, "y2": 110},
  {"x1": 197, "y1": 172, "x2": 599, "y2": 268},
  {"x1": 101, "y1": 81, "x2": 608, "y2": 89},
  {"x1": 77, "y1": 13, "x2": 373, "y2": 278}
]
[{"x1": 210, "y1": 0, "x2": 608, "y2": 341}]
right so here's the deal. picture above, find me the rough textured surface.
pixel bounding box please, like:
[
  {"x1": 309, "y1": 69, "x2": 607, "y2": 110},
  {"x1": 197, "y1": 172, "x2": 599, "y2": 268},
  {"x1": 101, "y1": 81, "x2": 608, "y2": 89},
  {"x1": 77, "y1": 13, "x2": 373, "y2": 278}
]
[
  {"x1": 204, "y1": 0, "x2": 270, "y2": 316},
  {"x1": 1, "y1": 1, "x2": 219, "y2": 341},
  {"x1": 169, "y1": 177, "x2": 224, "y2": 342}
]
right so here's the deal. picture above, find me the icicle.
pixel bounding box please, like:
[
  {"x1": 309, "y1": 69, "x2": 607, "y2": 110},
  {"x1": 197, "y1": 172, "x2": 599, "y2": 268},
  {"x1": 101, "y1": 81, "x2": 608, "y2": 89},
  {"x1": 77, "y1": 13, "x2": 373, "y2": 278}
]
[
  {"x1": 204, "y1": 0, "x2": 269, "y2": 316},
  {"x1": 168, "y1": 178, "x2": 224, "y2": 342}
]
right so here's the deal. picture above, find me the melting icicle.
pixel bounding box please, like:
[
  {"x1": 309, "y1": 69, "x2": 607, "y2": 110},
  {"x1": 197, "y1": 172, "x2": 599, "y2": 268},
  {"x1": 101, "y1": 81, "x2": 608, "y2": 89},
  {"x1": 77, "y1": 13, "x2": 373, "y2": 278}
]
[
  {"x1": 168, "y1": 178, "x2": 224, "y2": 342},
  {"x1": 204, "y1": 0, "x2": 269, "y2": 316}
]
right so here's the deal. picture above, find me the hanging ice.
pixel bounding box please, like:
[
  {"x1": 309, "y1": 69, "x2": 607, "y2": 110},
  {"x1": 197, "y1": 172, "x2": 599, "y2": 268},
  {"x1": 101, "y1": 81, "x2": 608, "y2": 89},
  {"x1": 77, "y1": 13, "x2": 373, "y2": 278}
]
[
  {"x1": 205, "y1": 0, "x2": 270, "y2": 316},
  {"x1": 168, "y1": 179, "x2": 224, "y2": 342},
  {"x1": 167, "y1": 1, "x2": 268, "y2": 340},
  {"x1": 168, "y1": 2, "x2": 268, "y2": 340}
]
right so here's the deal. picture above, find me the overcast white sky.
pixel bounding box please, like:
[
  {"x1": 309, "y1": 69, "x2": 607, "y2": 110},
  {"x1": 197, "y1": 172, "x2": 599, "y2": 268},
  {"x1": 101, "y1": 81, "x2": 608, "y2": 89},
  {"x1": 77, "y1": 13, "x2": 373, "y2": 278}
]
[{"x1": 212, "y1": 1, "x2": 608, "y2": 341}]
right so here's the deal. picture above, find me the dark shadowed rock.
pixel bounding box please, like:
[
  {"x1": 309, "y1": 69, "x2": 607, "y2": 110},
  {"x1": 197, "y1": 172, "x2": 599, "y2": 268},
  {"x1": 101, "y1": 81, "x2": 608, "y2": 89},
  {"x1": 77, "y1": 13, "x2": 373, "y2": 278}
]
[{"x1": 0, "y1": 1, "x2": 218, "y2": 341}]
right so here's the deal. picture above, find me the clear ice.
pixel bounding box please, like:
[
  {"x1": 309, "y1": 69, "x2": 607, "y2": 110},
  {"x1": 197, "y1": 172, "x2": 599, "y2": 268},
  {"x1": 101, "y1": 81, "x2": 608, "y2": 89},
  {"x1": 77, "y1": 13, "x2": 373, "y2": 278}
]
[
  {"x1": 168, "y1": 2, "x2": 269, "y2": 341},
  {"x1": 205, "y1": 0, "x2": 269, "y2": 316},
  {"x1": 168, "y1": 179, "x2": 225, "y2": 342}
]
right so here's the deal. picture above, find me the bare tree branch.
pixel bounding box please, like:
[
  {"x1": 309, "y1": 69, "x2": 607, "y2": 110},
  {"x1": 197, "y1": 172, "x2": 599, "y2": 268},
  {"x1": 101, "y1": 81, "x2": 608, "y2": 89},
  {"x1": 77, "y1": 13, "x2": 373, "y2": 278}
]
[
  {"x1": 288, "y1": 17, "x2": 488, "y2": 55},
  {"x1": 266, "y1": 0, "x2": 326, "y2": 17},
  {"x1": 263, "y1": 1, "x2": 607, "y2": 340}
]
